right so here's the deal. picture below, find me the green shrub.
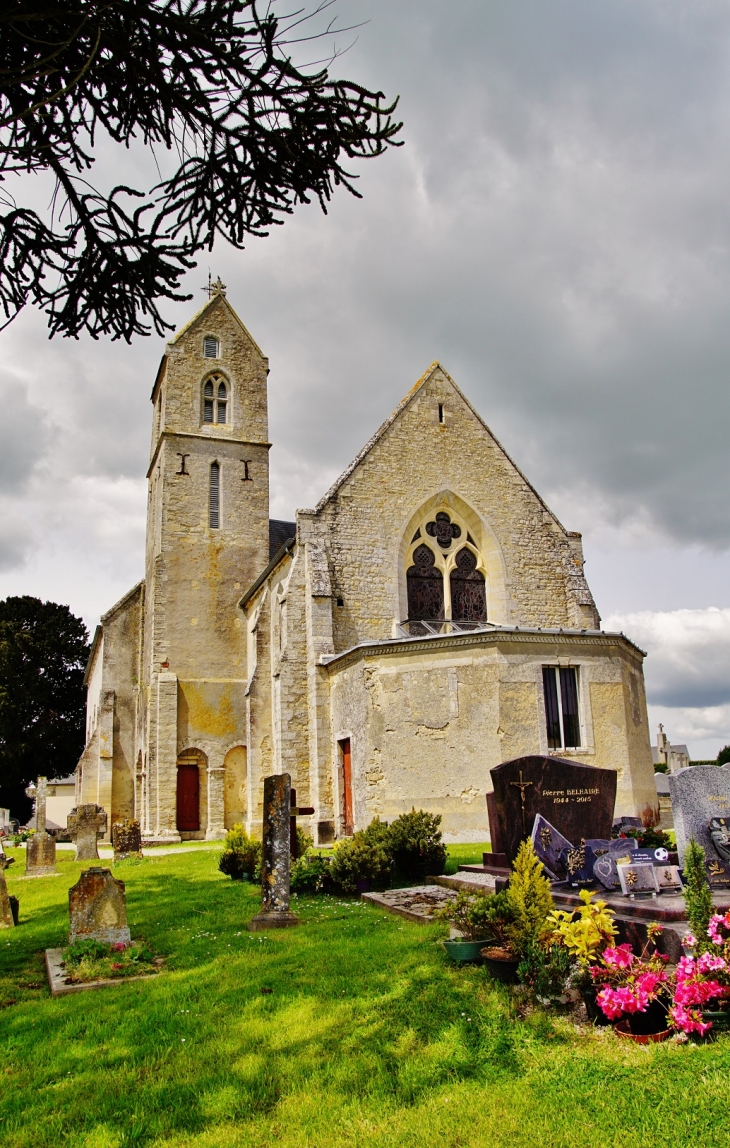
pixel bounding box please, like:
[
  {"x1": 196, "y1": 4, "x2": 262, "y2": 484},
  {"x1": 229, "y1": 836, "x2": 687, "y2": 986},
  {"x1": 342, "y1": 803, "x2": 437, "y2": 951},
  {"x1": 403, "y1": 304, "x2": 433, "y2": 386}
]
[
  {"x1": 435, "y1": 888, "x2": 505, "y2": 941},
  {"x1": 295, "y1": 826, "x2": 313, "y2": 858},
  {"x1": 218, "y1": 824, "x2": 261, "y2": 881},
  {"x1": 517, "y1": 938, "x2": 572, "y2": 1001},
  {"x1": 683, "y1": 837, "x2": 713, "y2": 950},
  {"x1": 386, "y1": 808, "x2": 447, "y2": 880},
  {"x1": 329, "y1": 832, "x2": 392, "y2": 892},
  {"x1": 291, "y1": 852, "x2": 332, "y2": 892},
  {"x1": 506, "y1": 839, "x2": 554, "y2": 957},
  {"x1": 63, "y1": 938, "x2": 109, "y2": 966}
]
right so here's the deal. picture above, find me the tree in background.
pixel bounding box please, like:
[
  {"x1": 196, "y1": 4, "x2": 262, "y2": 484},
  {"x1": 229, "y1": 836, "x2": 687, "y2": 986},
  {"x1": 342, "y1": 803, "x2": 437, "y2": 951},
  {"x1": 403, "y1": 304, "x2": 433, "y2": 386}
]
[
  {"x1": 0, "y1": 0, "x2": 402, "y2": 341},
  {"x1": 717, "y1": 746, "x2": 730, "y2": 766},
  {"x1": 0, "y1": 596, "x2": 89, "y2": 823}
]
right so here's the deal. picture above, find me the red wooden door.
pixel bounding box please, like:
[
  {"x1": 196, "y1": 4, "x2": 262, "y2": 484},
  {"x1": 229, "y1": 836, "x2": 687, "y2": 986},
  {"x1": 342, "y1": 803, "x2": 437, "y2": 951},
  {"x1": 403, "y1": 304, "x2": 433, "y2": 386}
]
[
  {"x1": 177, "y1": 763, "x2": 200, "y2": 831},
  {"x1": 340, "y1": 738, "x2": 353, "y2": 835}
]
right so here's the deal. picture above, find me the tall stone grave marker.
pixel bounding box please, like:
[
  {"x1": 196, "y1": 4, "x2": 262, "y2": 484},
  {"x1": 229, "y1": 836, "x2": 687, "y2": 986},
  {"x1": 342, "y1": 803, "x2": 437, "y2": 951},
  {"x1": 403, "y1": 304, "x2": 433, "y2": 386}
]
[
  {"x1": 25, "y1": 777, "x2": 57, "y2": 876},
  {"x1": 491, "y1": 755, "x2": 617, "y2": 866},
  {"x1": 68, "y1": 867, "x2": 131, "y2": 945},
  {"x1": 668, "y1": 765, "x2": 730, "y2": 864},
  {"x1": 249, "y1": 773, "x2": 299, "y2": 931},
  {"x1": 0, "y1": 846, "x2": 16, "y2": 928},
  {"x1": 112, "y1": 819, "x2": 142, "y2": 861},
  {"x1": 68, "y1": 804, "x2": 107, "y2": 861}
]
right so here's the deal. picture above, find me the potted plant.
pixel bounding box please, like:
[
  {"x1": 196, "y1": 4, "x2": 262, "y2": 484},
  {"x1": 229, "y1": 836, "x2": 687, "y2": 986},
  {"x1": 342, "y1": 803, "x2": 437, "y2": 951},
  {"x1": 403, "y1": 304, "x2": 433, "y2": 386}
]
[
  {"x1": 591, "y1": 925, "x2": 673, "y2": 1042},
  {"x1": 478, "y1": 890, "x2": 520, "y2": 981},
  {"x1": 671, "y1": 912, "x2": 730, "y2": 1037},
  {"x1": 436, "y1": 889, "x2": 497, "y2": 962},
  {"x1": 546, "y1": 889, "x2": 618, "y2": 1023}
]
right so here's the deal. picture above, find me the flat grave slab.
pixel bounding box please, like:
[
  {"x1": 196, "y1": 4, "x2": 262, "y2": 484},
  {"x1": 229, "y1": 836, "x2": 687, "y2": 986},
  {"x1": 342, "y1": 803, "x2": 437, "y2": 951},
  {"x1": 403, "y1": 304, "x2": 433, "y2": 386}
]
[
  {"x1": 360, "y1": 885, "x2": 456, "y2": 923},
  {"x1": 427, "y1": 872, "x2": 501, "y2": 893},
  {"x1": 45, "y1": 949, "x2": 159, "y2": 997}
]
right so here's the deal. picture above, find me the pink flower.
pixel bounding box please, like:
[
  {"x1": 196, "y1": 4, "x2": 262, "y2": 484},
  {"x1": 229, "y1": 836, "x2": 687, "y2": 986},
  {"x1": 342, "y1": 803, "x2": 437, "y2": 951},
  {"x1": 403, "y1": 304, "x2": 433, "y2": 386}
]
[
  {"x1": 670, "y1": 1003, "x2": 712, "y2": 1036},
  {"x1": 602, "y1": 944, "x2": 634, "y2": 969},
  {"x1": 635, "y1": 970, "x2": 666, "y2": 995},
  {"x1": 697, "y1": 952, "x2": 726, "y2": 974},
  {"x1": 683, "y1": 933, "x2": 697, "y2": 949},
  {"x1": 596, "y1": 987, "x2": 625, "y2": 1020}
]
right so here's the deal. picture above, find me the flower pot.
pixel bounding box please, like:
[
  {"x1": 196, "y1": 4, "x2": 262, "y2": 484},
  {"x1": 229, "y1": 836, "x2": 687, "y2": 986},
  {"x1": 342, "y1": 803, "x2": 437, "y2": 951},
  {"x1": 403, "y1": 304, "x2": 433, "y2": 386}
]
[
  {"x1": 626, "y1": 999, "x2": 669, "y2": 1036},
  {"x1": 442, "y1": 938, "x2": 492, "y2": 964},
  {"x1": 581, "y1": 986, "x2": 612, "y2": 1026},
  {"x1": 701, "y1": 1009, "x2": 730, "y2": 1032},
  {"x1": 615, "y1": 1018, "x2": 672, "y2": 1044},
  {"x1": 480, "y1": 945, "x2": 519, "y2": 984}
]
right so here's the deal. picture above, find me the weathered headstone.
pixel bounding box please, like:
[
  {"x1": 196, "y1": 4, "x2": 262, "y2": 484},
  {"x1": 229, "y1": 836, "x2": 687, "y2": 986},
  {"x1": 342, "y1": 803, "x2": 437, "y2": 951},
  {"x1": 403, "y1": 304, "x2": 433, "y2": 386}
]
[
  {"x1": 249, "y1": 773, "x2": 299, "y2": 931},
  {"x1": 490, "y1": 755, "x2": 617, "y2": 865},
  {"x1": 68, "y1": 867, "x2": 131, "y2": 945},
  {"x1": 112, "y1": 819, "x2": 142, "y2": 861},
  {"x1": 25, "y1": 777, "x2": 57, "y2": 876},
  {"x1": 593, "y1": 837, "x2": 639, "y2": 891},
  {"x1": 68, "y1": 804, "x2": 107, "y2": 861},
  {"x1": 668, "y1": 765, "x2": 730, "y2": 864},
  {"x1": 0, "y1": 848, "x2": 16, "y2": 928},
  {"x1": 617, "y1": 861, "x2": 658, "y2": 897}
]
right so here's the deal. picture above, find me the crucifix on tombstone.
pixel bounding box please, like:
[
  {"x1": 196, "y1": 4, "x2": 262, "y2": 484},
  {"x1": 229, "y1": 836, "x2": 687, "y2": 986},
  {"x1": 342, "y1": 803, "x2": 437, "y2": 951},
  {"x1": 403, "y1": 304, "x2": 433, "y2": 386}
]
[
  {"x1": 290, "y1": 788, "x2": 315, "y2": 859},
  {"x1": 68, "y1": 804, "x2": 108, "y2": 862},
  {"x1": 510, "y1": 770, "x2": 533, "y2": 836}
]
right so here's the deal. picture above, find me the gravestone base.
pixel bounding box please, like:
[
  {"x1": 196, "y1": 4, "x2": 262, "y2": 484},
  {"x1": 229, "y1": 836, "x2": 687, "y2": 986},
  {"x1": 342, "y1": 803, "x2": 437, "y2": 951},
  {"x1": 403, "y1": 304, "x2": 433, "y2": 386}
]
[
  {"x1": 248, "y1": 910, "x2": 300, "y2": 931},
  {"x1": 45, "y1": 949, "x2": 158, "y2": 997},
  {"x1": 25, "y1": 833, "x2": 57, "y2": 877}
]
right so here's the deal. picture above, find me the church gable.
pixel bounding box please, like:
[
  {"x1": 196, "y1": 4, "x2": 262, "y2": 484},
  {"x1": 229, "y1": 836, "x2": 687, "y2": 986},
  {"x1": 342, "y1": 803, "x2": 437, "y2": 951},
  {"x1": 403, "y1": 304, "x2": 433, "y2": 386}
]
[{"x1": 303, "y1": 362, "x2": 598, "y2": 650}]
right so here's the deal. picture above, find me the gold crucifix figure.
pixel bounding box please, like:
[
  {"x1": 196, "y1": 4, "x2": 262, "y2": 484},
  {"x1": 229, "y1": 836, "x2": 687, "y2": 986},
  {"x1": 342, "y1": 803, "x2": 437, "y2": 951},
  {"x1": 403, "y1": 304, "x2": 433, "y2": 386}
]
[{"x1": 510, "y1": 770, "x2": 533, "y2": 835}]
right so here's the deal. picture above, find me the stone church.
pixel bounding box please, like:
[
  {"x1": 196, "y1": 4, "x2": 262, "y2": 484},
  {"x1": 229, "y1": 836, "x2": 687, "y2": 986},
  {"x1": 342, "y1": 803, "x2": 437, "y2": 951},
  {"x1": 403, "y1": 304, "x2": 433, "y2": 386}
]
[{"x1": 77, "y1": 284, "x2": 657, "y2": 843}]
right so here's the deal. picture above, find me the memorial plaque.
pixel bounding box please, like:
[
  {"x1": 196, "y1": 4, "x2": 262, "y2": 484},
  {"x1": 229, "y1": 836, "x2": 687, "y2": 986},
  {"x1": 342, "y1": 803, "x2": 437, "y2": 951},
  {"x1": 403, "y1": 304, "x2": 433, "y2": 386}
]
[
  {"x1": 706, "y1": 859, "x2": 730, "y2": 889},
  {"x1": 617, "y1": 861, "x2": 659, "y2": 896},
  {"x1": 594, "y1": 837, "x2": 639, "y2": 891},
  {"x1": 668, "y1": 765, "x2": 730, "y2": 864},
  {"x1": 490, "y1": 755, "x2": 617, "y2": 865},
  {"x1": 531, "y1": 814, "x2": 572, "y2": 880},
  {"x1": 558, "y1": 840, "x2": 596, "y2": 886},
  {"x1": 655, "y1": 865, "x2": 683, "y2": 893}
]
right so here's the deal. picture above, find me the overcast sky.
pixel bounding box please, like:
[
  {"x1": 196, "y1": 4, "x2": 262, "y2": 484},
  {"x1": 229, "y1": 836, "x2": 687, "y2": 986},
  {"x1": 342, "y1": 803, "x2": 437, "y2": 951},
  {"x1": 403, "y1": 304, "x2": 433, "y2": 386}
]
[{"x1": 1, "y1": 0, "x2": 730, "y2": 757}]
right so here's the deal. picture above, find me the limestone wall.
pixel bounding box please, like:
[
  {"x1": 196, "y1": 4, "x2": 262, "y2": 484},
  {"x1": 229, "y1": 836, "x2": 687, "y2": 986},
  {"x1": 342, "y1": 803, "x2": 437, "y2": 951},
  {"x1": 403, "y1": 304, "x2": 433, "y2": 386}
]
[{"x1": 327, "y1": 630, "x2": 656, "y2": 842}]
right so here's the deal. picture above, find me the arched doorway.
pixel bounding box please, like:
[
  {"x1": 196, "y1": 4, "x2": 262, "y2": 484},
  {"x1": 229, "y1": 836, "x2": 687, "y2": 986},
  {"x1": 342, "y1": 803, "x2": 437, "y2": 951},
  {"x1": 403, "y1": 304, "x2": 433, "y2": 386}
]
[{"x1": 177, "y1": 757, "x2": 201, "y2": 831}]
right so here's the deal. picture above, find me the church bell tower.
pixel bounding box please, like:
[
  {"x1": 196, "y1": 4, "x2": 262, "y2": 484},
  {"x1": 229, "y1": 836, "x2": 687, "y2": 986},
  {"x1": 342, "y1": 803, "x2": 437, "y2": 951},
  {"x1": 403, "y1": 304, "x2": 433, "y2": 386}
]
[{"x1": 140, "y1": 281, "x2": 270, "y2": 841}]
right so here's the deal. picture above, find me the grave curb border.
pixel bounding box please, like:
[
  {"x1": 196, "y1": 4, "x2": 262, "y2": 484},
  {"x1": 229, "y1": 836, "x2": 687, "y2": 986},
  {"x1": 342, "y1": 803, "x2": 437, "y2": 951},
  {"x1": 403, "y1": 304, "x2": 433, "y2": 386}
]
[{"x1": 45, "y1": 949, "x2": 159, "y2": 997}]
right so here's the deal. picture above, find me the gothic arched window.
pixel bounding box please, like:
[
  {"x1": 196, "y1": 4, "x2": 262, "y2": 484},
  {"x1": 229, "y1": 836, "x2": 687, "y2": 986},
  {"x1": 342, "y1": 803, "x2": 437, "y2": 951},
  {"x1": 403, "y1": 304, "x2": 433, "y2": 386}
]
[
  {"x1": 407, "y1": 544, "x2": 444, "y2": 621},
  {"x1": 202, "y1": 373, "x2": 228, "y2": 425},
  {"x1": 450, "y1": 547, "x2": 487, "y2": 622},
  {"x1": 404, "y1": 507, "x2": 488, "y2": 628},
  {"x1": 217, "y1": 380, "x2": 227, "y2": 424}
]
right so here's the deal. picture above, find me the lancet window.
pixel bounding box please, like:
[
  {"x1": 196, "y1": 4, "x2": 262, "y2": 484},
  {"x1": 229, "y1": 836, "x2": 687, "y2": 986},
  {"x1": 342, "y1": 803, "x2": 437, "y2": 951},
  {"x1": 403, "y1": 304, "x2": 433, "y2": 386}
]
[
  {"x1": 202, "y1": 373, "x2": 228, "y2": 425},
  {"x1": 405, "y1": 509, "x2": 486, "y2": 627}
]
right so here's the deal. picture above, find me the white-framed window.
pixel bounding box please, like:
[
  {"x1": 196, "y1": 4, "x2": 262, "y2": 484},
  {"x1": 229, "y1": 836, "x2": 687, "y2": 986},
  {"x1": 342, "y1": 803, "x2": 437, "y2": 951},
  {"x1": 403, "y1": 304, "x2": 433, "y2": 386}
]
[
  {"x1": 202, "y1": 373, "x2": 228, "y2": 425},
  {"x1": 204, "y1": 335, "x2": 220, "y2": 358},
  {"x1": 209, "y1": 461, "x2": 220, "y2": 528},
  {"x1": 543, "y1": 665, "x2": 581, "y2": 749}
]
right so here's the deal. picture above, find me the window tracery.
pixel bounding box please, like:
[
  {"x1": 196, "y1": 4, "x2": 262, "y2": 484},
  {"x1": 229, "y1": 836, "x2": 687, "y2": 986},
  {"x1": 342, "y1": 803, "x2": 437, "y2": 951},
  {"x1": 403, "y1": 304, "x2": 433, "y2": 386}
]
[
  {"x1": 404, "y1": 508, "x2": 487, "y2": 626},
  {"x1": 202, "y1": 373, "x2": 228, "y2": 425}
]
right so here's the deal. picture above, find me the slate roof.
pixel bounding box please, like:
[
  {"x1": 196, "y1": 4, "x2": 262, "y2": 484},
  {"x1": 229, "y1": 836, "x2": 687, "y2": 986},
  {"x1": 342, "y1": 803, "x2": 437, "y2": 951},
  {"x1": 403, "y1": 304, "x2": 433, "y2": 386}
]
[{"x1": 269, "y1": 519, "x2": 296, "y2": 560}]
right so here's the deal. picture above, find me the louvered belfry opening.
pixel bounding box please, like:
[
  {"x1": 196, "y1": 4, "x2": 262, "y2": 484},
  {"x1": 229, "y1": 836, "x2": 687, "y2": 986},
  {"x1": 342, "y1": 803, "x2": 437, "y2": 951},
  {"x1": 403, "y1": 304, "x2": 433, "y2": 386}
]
[
  {"x1": 407, "y1": 543, "x2": 444, "y2": 621},
  {"x1": 203, "y1": 335, "x2": 219, "y2": 358},
  {"x1": 450, "y1": 547, "x2": 487, "y2": 622},
  {"x1": 216, "y1": 380, "x2": 227, "y2": 424},
  {"x1": 209, "y1": 461, "x2": 220, "y2": 529},
  {"x1": 203, "y1": 378, "x2": 214, "y2": 423}
]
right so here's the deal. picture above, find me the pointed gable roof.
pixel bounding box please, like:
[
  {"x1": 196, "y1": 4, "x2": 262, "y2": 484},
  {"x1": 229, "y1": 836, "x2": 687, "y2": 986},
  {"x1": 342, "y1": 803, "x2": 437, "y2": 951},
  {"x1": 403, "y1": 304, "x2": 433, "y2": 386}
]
[
  {"x1": 150, "y1": 289, "x2": 265, "y2": 401},
  {"x1": 314, "y1": 361, "x2": 567, "y2": 530}
]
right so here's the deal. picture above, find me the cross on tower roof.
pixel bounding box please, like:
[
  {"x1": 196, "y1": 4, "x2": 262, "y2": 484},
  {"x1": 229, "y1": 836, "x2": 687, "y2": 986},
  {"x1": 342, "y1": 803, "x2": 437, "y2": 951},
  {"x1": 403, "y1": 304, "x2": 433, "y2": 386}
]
[{"x1": 202, "y1": 272, "x2": 227, "y2": 299}]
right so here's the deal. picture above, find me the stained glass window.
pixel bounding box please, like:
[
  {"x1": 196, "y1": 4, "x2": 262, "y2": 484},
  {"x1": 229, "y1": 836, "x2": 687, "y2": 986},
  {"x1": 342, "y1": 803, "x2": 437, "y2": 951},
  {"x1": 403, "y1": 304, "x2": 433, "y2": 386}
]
[
  {"x1": 407, "y1": 544, "x2": 444, "y2": 621},
  {"x1": 450, "y1": 547, "x2": 487, "y2": 622}
]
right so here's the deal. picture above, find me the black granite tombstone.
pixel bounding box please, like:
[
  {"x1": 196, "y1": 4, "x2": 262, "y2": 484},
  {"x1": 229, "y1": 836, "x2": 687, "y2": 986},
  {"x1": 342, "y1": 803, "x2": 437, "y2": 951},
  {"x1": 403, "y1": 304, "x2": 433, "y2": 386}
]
[{"x1": 490, "y1": 755, "x2": 617, "y2": 866}]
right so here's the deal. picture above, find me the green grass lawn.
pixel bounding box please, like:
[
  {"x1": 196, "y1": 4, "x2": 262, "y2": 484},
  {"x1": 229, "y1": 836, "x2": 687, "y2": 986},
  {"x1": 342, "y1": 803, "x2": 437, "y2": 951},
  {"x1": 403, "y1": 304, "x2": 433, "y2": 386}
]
[{"x1": 3, "y1": 845, "x2": 730, "y2": 1148}]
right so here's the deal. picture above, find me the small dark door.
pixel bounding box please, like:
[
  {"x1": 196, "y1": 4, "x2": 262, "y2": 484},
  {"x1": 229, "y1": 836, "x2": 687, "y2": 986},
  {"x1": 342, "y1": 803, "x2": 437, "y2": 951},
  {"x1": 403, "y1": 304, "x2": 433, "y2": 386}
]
[
  {"x1": 340, "y1": 738, "x2": 353, "y2": 835},
  {"x1": 177, "y1": 762, "x2": 200, "y2": 831}
]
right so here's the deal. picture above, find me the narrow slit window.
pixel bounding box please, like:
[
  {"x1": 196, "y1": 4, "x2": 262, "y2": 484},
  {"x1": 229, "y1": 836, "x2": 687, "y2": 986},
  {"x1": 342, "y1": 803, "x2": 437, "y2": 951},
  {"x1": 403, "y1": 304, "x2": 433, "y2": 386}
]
[
  {"x1": 542, "y1": 666, "x2": 580, "y2": 749},
  {"x1": 204, "y1": 336, "x2": 219, "y2": 358},
  {"x1": 203, "y1": 379, "x2": 214, "y2": 423},
  {"x1": 217, "y1": 380, "x2": 227, "y2": 424},
  {"x1": 438, "y1": 403, "x2": 444, "y2": 423},
  {"x1": 209, "y1": 462, "x2": 220, "y2": 529}
]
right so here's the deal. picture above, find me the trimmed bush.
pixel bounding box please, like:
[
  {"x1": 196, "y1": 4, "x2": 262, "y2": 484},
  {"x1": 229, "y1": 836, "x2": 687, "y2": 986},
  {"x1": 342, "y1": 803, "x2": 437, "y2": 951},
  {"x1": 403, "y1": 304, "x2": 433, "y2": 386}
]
[
  {"x1": 329, "y1": 831, "x2": 392, "y2": 892},
  {"x1": 218, "y1": 824, "x2": 261, "y2": 881},
  {"x1": 386, "y1": 808, "x2": 447, "y2": 880},
  {"x1": 291, "y1": 852, "x2": 332, "y2": 892}
]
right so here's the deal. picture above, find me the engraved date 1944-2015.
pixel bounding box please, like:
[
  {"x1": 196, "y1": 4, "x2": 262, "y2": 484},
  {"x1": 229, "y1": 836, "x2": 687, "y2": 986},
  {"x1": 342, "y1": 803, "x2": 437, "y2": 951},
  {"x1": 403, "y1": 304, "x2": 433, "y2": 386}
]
[{"x1": 542, "y1": 788, "x2": 600, "y2": 805}]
